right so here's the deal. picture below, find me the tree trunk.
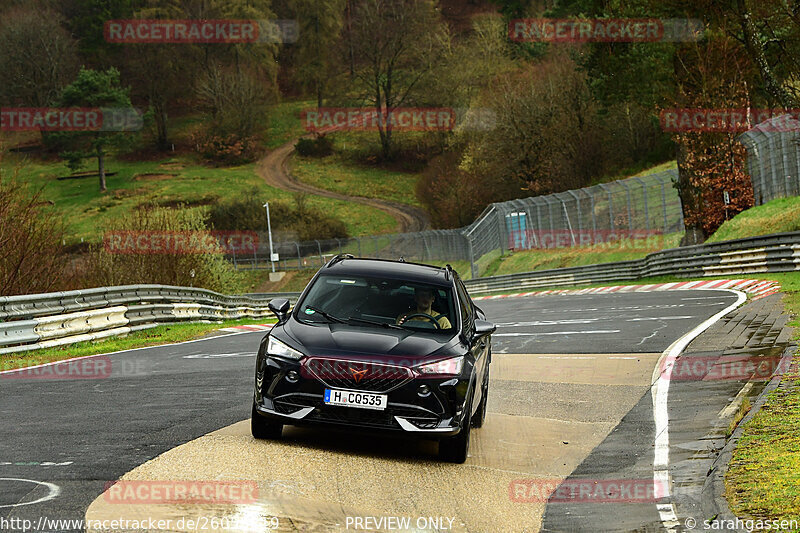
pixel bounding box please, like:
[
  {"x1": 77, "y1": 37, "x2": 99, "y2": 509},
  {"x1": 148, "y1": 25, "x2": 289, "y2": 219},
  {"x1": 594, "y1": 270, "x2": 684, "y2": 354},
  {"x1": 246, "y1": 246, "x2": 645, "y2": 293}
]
[
  {"x1": 97, "y1": 149, "x2": 107, "y2": 192},
  {"x1": 736, "y1": 0, "x2": 798, "y2": 108},
  {"x1": 153, "y1": 99, "x2": 169, "y2": 151},
  {"x1": 346, "y1": 0, "x2": 355, "y2": 77},
  {"x1": 675, "y1": 141, "x2": 704, "y2": 245}
]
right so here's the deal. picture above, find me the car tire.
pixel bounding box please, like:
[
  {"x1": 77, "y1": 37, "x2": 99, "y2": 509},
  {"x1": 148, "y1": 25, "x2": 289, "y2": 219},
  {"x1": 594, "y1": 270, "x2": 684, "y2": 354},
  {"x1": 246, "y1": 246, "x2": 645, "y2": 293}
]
[
  {"x1": 251, "y1": 403, "x2": 283, "y2": 440},
  {"x1": 439, "y1": 399, "x2": 472, "y2": 463},
  {"x1": 471, "y1": 372, "x2": 489, "y2": 429}
]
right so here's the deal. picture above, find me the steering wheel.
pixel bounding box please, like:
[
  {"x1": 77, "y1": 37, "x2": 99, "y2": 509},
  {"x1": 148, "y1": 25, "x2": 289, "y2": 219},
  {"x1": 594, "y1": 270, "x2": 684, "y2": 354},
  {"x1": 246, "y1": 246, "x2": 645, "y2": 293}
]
[{"x1": 400, "y1": 313, "x2": 442, "y2": 329}]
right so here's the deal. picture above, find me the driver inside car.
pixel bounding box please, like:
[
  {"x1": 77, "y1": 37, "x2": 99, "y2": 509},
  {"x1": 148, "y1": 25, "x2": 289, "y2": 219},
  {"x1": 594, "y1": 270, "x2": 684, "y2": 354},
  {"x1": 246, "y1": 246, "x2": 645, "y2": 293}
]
[{"x1": 396, "y1": 287, "x2": 452, "y2": 329}]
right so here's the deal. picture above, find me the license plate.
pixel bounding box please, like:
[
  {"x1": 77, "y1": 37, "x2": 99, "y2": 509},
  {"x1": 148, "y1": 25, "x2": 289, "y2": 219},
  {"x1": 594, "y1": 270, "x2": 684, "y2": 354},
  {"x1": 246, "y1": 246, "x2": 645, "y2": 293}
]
[{"x1": 324, "y1": 389, "x2": 387, "y2": 411}]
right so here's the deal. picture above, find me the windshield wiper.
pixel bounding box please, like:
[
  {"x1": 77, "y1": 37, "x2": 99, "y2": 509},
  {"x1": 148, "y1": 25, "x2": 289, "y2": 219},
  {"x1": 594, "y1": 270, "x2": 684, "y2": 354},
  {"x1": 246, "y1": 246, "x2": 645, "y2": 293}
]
[
  {"x1": 304, "y1": 306, "x2": 347, "y2": 324},
  {"x1": 346, "y1": 317, "x2": 405, "y2": 330}
]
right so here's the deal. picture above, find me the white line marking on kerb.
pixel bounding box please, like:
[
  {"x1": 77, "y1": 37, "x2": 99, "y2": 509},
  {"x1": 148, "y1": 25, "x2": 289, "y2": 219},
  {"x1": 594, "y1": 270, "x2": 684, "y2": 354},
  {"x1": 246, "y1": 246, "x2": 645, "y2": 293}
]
[
  {"x1": 650, "y1": 288, "x2": 746, "y2": 531},
  {"x1": 0, "y1": 478, "x2": 61, "y2": 508}
]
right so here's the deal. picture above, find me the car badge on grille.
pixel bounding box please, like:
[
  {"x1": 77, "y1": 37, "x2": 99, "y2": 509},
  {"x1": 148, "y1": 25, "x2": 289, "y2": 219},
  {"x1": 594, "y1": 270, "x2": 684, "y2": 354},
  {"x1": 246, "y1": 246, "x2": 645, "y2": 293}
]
[{"x1": 349, "y1": 366, "x2": 368, "y2": 383}]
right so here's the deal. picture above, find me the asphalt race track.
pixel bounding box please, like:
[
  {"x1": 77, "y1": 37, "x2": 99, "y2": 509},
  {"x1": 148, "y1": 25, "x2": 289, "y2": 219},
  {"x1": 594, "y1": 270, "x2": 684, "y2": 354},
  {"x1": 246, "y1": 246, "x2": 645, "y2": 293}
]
[{"x1": 0, "y1": 290, "x2": 746, "y2": 532}]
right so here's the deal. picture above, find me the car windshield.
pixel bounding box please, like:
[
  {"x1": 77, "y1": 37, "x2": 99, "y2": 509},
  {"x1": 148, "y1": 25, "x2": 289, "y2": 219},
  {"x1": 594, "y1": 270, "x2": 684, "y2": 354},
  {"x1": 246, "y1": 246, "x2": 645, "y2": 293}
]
[{"x1": 296, "y1": 274, "x2": 456, "y2": 333}]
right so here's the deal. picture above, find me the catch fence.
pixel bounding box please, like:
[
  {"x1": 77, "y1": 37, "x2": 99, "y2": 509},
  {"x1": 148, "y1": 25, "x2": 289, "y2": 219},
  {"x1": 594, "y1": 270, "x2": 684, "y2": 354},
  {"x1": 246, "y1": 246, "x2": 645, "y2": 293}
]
[
  {"x1": 233, "y1": 169, "x2": 684, "y2": 278},
  {"x1": 739, "y1": 114, "x2": 800, "y2": 205}
]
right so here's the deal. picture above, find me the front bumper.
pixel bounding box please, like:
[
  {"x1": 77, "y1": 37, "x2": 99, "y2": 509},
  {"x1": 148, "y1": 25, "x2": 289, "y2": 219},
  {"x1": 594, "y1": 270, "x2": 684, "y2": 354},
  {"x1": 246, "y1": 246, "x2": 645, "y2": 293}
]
[{"x1": 255, "y1": 356, "x2": 469, "y2": 436}]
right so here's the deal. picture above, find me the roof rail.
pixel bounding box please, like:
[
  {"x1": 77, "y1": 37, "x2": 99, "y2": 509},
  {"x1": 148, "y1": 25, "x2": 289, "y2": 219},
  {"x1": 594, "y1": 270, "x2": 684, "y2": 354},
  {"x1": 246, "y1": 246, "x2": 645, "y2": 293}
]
[
  {"x1": 326, "y1": 253, "x2": 354, "y2": 268},
  {"x1": 442, "y1": 264, "x2": 453, "y2": 281}
]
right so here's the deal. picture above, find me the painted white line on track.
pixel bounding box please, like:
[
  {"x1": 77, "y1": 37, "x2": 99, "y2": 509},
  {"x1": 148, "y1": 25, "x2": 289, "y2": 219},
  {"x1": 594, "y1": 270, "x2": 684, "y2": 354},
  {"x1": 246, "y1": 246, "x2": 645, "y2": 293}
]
[
  {"x1": 0, "y1": 478, "x2": 61, "y2": 508},
  {"x1": 627, "y1": 316, "x2": 695, "y2": 321},
  {"x1": 494, "y1": 330, "x2": 620, "y2": 337},
  {"x1": 0, "y1": 329, "x2": 267, "y2": 377},
  {"x1": 650, "y1": 288, "x2": 747, "y2": 531}
]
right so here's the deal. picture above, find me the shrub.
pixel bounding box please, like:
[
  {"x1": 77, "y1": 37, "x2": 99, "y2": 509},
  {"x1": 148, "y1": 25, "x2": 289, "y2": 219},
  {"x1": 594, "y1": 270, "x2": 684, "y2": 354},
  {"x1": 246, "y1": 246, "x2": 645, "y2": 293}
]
[
  {"x1": 206, "y1": 190, "x2": 349, "y2": 241},
  {"x1": 206, "y1": 190, "x2": 293, "y2": 232},
  {"x1": 192, "y1": 132, "x2": 259, "y2": 165},
  {"x1": 84, "y1": 206, "x2": 241, "y2": 293},
  {"x1": 0, "y1": 150, "x2": 69, "y2": 296},
  {"x1": 295, "y1": 135, "x2": 333, "y2": 157}
]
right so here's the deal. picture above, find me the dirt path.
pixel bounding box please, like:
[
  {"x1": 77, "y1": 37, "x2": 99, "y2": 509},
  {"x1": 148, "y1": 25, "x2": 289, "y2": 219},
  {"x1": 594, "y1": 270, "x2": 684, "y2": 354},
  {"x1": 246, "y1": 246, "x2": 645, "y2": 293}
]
[{"x1": 256, "y1": 140, "x2": 431, "y2": 233}]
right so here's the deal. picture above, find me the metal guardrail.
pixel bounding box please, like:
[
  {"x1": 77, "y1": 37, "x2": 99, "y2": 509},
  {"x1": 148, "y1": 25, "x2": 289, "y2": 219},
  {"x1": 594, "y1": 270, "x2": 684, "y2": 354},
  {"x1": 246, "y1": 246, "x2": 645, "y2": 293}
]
[
  {"x1": 463, "y1": 231, "x2": 800, "y2": 294},
  {"x1": 0, "y1": 285, "x2": 299, "y2": 355},
  {"x1": 2, "y1": 232, "x2": 798, "y2": 354}
]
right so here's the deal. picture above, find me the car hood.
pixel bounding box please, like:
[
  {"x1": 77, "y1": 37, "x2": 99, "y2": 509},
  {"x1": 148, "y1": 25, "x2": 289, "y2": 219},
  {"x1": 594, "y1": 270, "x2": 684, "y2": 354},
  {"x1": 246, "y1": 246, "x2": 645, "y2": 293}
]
[{"x1": 274, "y1": 318, "x2": 461, "y2": 360}]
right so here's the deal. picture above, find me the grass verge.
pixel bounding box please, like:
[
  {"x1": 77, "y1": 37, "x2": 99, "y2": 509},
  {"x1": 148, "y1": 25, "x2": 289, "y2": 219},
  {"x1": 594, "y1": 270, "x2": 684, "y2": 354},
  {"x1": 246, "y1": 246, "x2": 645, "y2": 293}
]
[
  {"x1": 265, "y1": 100, "x2": 315, "y2": 149},
  {"x1": 708, "y1": 196, "x2": 800, "y2": 243},
  {"x1": 0, "y1": 317, "x2": 275, "y2": 369},
  {"x1": 484, "y1": 234, "x2": 683, "y2": 277},
  {"x1": 725, "y1": 272, "x2": 800, "y2": 524},
  {"x1": 290, "y1": 136, "x2": 422, "y2": 207},
  {"x1": 1, "y1": 155, "x2": 397, "y2": 242}
]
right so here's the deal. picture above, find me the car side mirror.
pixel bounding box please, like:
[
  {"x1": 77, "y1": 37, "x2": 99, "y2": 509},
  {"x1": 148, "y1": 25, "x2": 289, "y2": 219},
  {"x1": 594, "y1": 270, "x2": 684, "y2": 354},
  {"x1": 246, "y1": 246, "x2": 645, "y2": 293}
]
[
  {"x1": 473, "y1": 319, "x2": 496, "y2": 340},
  {"x1": 268, "y1": 298, "x2": 291, "y2": 322}
]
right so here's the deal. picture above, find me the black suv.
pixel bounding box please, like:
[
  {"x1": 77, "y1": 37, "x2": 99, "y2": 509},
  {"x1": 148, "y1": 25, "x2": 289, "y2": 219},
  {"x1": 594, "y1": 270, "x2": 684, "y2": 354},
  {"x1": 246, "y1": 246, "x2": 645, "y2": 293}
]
[{"x1": 251, "y1": 255, "x2": 495, "y2": 463}]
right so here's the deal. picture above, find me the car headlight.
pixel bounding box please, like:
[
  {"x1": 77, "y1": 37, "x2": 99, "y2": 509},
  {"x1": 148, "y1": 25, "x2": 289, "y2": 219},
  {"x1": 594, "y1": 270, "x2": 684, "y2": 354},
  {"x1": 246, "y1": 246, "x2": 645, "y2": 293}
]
[
  {"x1": 267, "y1": 336, "x2": 304, "y2": 360},
  {"x1": 416, "y1": 356, "x2": 464, "y2": 376}
]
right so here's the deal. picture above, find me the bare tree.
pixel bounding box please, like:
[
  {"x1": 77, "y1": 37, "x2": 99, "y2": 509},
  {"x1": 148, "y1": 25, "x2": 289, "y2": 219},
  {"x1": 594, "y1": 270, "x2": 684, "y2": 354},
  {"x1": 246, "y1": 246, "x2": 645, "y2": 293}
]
[
  {"x1": 0, "y1": 147, "x2": 67, "y2": 296},
  {"x1": 0, "y1": 5, "x2": 78, "y2": 106},
  {"x1": 347, "y1": 0, "x2": 449, "y2": 159}
]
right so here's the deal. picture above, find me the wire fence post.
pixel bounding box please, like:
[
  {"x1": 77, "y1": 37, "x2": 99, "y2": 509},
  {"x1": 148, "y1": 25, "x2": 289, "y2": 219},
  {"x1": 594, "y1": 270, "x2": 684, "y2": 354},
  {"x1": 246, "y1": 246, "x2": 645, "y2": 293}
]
[
  {"x1": 634, "y1": 177, "x2": 649, "y2": 231},
  {"x1": 468, "y1": 235, "x2": 478, "y2": 279},
  {"x1": 598, "y1": 183, "x2": 613, "y2": 230},
  {"x1": 315, "y1": 240, "x2": 323, "y2": 265},
  {"x1": 620, "y1": 180, "x2": 633, "y2": 232}
]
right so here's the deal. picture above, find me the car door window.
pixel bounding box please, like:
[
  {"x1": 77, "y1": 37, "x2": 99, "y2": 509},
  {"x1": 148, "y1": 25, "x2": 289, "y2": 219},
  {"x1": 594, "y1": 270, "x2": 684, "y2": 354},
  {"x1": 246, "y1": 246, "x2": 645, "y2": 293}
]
[{"x1": 455, "y1": 279, "x2": 473, "y2": 332}]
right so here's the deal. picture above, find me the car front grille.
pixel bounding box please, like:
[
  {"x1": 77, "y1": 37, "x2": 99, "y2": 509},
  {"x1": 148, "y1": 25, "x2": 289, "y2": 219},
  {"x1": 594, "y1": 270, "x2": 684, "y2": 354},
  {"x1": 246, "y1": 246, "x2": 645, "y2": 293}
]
[{"x1": 303, "y1": 357, "x2": 414, "y2": 393}]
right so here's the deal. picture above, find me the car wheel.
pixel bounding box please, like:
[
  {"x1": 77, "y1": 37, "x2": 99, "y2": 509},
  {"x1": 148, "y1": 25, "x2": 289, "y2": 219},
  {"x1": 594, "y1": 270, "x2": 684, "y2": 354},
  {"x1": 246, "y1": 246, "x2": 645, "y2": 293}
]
[
  {"x1": 439, "y1": 399, "x2": 472, "y2": 463},
  {"x1": 471, "y1": 372, "x2": 489, "y2": 429},
  {"x1": 251, "y1": 403, "x2": 283, "y2": 440}
]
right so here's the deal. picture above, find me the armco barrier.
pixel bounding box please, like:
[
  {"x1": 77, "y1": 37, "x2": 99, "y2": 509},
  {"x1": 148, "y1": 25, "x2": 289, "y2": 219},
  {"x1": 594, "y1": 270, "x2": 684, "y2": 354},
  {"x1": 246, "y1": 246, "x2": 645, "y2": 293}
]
[
  {"x1": 0, "y1": 285, "x2": 300, "y2": 355},
  {"x1": 463, "y1": 231, "x2": 800, "y2": 293},
  {"x1": 2, "y1": 232, "x2": 799, "y2": 354}
]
